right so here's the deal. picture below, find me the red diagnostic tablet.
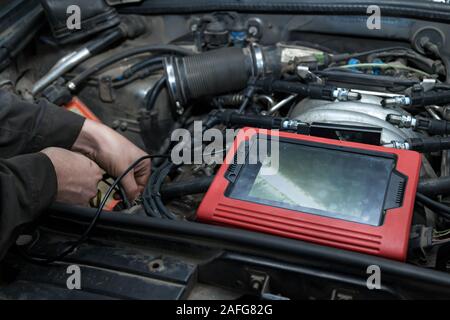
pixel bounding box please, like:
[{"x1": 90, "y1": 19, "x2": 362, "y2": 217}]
[{"x1": 197, "y1": 127, "x2": 421, "y2": 261}]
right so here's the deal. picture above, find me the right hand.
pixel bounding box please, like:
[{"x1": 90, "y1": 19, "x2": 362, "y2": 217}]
[
  {"x1": 40, "y1": 147, "x2": 103, "y2": 206},
  {"x1": 72, "y1": 119, "x2": 151, "y2": 200}
]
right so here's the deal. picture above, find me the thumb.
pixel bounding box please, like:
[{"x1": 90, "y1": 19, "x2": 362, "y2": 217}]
[{"x1": 120, "y1": 171, "x2": 140, "y2": 200}]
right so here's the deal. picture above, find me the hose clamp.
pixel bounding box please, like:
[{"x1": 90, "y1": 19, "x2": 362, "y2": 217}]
[
  {"x1": 164, "y1": 56, "x2": 185, "y2": 112},
  {"x1": 251, "y1": 43, "x2": 265, "y2": 77}
]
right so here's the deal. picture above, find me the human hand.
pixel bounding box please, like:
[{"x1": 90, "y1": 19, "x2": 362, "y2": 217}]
[
  {"x1": 41, "y1": 147, "x2": 103, "y2": 206},
  {"x1": 72, "y1": 119, "x2": 151, "y2": 200}
]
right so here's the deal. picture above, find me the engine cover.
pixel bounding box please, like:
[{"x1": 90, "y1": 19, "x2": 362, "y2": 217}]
[{"x1": 290, "y1": 94, "x2": 421, "y2": 144}]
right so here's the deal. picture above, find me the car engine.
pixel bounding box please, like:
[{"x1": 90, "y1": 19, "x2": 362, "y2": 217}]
[{"x1": 3, "y1": 0, "x2": 450, "y2": 299}]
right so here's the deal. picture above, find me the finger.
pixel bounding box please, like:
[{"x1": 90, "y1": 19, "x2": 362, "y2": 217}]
[
  {"x1": 134, "y1": 159, "x2": 151, "y2": 188},
  {"x1": 86, "y1": 159, "x2": 104, "y2": 183},
  {"x1": 120, "y1": 171, "x2": 140, "y2": 200}
]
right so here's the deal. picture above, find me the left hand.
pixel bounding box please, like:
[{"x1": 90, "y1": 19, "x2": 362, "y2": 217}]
[{"x1": 72, "y1": 119, "x2": 151, "y2": 200}]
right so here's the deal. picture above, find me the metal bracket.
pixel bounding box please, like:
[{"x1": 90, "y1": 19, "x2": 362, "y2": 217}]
[{"x1": 249, "y1": 271, "x2": 289, "y2": 300}]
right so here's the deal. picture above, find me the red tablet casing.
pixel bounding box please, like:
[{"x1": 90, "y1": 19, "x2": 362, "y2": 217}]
[{"x1": 197, "y1": 128, "x2": 421, "y2": 261}]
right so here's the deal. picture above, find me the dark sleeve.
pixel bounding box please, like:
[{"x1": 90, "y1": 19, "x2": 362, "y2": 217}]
[
  {"x1": 0, "y1": 152, "x2": 57, "y2": 260},
  {"x1": 0, "y1": 89, "x2": 85, "y2": 158}
]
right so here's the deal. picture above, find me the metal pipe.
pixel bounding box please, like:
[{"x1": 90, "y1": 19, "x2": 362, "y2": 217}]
[
  {"x1": 268, "y1": 94, "x2": 297, "y2": 114},
  {"x1": 32, "y1": 48, "x2": 91, "y2": 95}
]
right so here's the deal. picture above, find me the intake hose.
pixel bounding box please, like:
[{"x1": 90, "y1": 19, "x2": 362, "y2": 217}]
[
  {"x1": 67, "y1": 45, "x2": 193, "y2": 91},
  {"x1": 417, "y1": 176, "x2": 450, "y2": 197},
  {"x1": 164, "y1": 44, "x2": 280, "y2": 106}
]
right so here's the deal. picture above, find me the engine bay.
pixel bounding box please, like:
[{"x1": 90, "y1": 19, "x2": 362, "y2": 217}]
[{"x1": 4, "y1": 0, "x2": 450, "y2": 299}]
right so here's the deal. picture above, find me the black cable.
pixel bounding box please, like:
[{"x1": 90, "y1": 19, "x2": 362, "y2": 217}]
[
  {"x1": 145, "y1": 76, "x2": 166, "y2": 111},
  {"x1": 143, "y1": 112, "x2": 221, "y2": 219},
  {"x1": 122, "y1": 57, "x2": 164, "y2": 79},
  {"x1": 161, "y1": 176, "x2": 214, "y2": 200},
  {"x1": 316, "y1": 70, "x2": 419, "y2": 88},
  {"x1": 238, "y1": 86, "x2": 255, "y2": 114},
  {"x1": 154, "y1": 163, "x2": 178, "y2": 219},
  {"x1": 102, "y1": 176, "x2": 130, "y2": 209},
  {"x1": 331, "y1": 46, "x2": 413, "y2": 63},
  {"x1": 68, "y1": 45, "x2": 192, "y2": 91},
  {"x1": 416, "y1": 192, "x2": 450, "y2": 220},
  {"x1": 19, "y1": 154, "x2": 169, "y2": 264},
  {"x1": 113, "y1": 64, "x2": 163, "y2": 88},
  {"x1": 86, "y1": 28, "x2": 125, "y2": 55},
  {"x1": 143, "y1": 160, "x2": 176, "y2": 218}
]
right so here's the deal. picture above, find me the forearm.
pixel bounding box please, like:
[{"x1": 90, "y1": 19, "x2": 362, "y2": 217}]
[
  {"x1": 0, "y1": 89, "x2": 85, "y2": 158},
  {"x1": 0, "y1": 153, "x2": 57, "y2": 260}
]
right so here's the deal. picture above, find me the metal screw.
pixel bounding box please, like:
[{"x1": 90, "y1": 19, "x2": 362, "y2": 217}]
[
  {"x1": 251, "y1": 280, "x2": 262, "y2": 290},
  {"x1": 67, "y1": 81, "x2": 76, "y2": 91},
  {"x1": 248, "y1": 26, "x2": 258, "y2": 37}
]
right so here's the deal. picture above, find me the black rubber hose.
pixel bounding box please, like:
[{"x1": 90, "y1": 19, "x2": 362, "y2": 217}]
[
  {"x1": 413, "y1": 118, "x2": 450, "y2": 135},
  {"x1": 143, "y1": 161, "x2": 172, "y2": 218},
  {"x1": 86, "y1": 29, "x2": 125, "y2": 55},
  {"x1": 165, "y1": 46, "x2": 255, "y2": 105},
  {"x1": 161, "y1": 176, "x2": 214, "y2": 200},
  {"x1": 122, "y1": 56, "x2": 164, "y2": 79},
  {"x1": 217, "y1": 109, "x2": 284, "y2": 129},
  {"x1": 407, "y1": 136, "x2": 450, "y2": 153},
  {"x1": 153, "y1": 163, "x2": 178, "y2": 219},
  {"x1": 410, "y1": 91, "x2": 450, "y2": 107},
  {"x1": 417, "y1": 177, "x2": 450, "y2": 197},
  {"x1": 416, "y1": 192, "x2": 450, "y2": 220},
  {"x1": 145, "y1": 76, "x2": 166, "y2": 111},
  {"x1": 256, "y1": 78, "x2": 337, "y2": 101},
  {"x1": 68, "y1": 45, "x2": 193, "y2": 91}
]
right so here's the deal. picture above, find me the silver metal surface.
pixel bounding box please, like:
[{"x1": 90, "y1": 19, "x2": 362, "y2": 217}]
[
  {"x1": 251, "y1": 43, "x2": 265, "y2": 76},
  {"x1": 382, "y1": 95, "x2": 411, "y2": 108},
  {"x1": 268, "y1": 95, "x2": 296, "y2": 114},
  {"x1": 32, "y1": 48, "x2": 91, "y2": 95},
  {"x1": 350, "y1": 89, "x2": 400, "y2": 98},
  {"x1": 290, "y1": 94, "x2": 421, "y2": 144},
  {"x1": 164, "y1": 57, "x2": 180, "y2": 105},
  {"x1": 425, "y1": 105, "x2": 442, "y2": 120},
  {"x1": 255, "y1": 94, "x2": 275, "y2": 109}
]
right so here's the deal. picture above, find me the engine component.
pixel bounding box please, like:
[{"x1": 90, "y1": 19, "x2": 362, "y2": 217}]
[
  {"x1": 203, "y1": 20, "x2": 229, "y2": 49},
  {"x1": 40, "y1": 0, "x2": 120, "y2": 44},
  {"x1": 32, "y1": 16, "x2": 147, "y2": 95},
  {"x1": 0, "y1": 0, "x2": 44, "y2": 72},
  {"x1": 197, "y1": 128, "x2": 421, "y2": 260},
  {"x1": 163, "y1": 44, "x2": 279, "y2": 107},
  {"x1": 255, "y1": 78, "x2": 361, "y2": 102},
  {"x1": 67, "y1": 44, "x2": 192, "y2": 92},
  {"x1": 389, "y1": 136, "x2": 450, "y2": 153},
  {"x1": 290, "y1": 94, "x2": 421, "y2": 144},
  {"x1": 209, "y1": 109, "x2": 381, "y2": 144},
  {"x1": 387, "y1": 114, "x2": 450, "y2": 135},
  {"x1": 418, "y1": 176, "x2": 450, "y2": 197},
  {"x1": 382, "y1": 87, "x2": 450, "y2": 108}
]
